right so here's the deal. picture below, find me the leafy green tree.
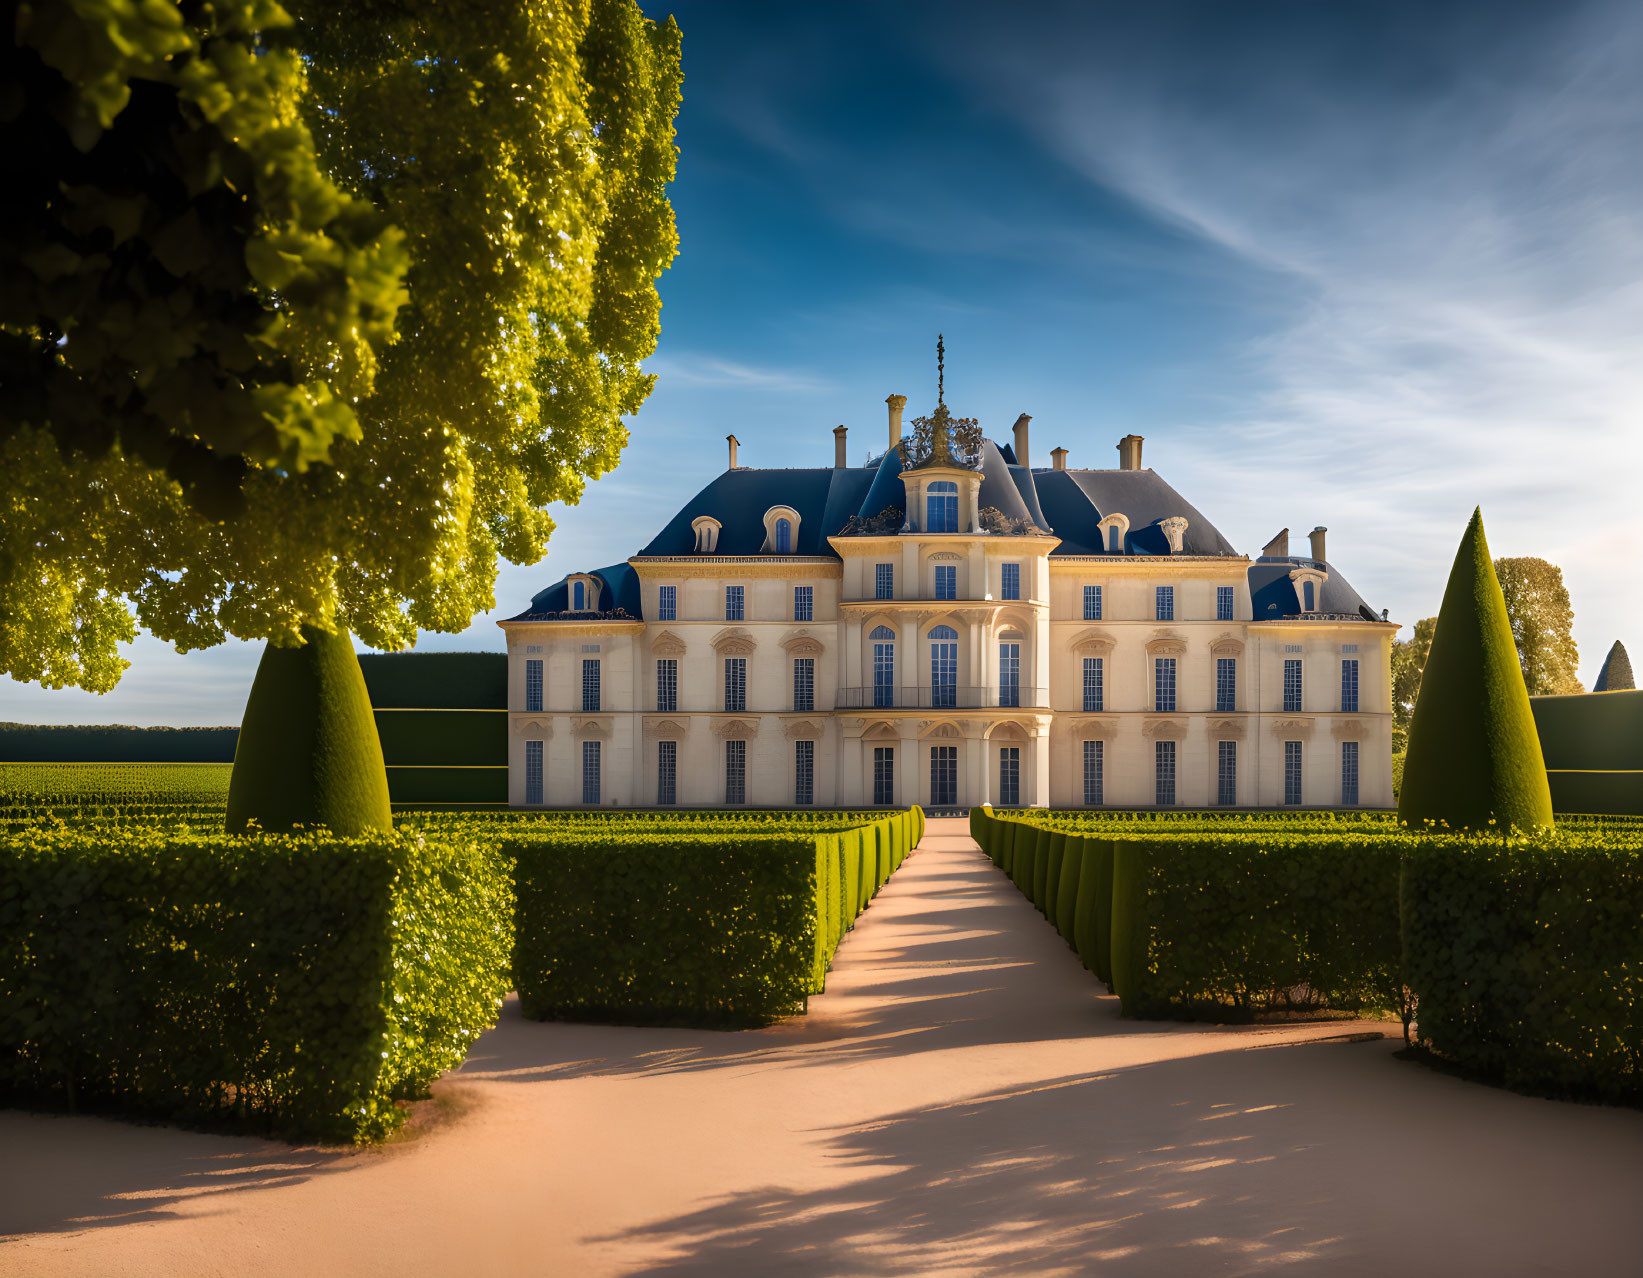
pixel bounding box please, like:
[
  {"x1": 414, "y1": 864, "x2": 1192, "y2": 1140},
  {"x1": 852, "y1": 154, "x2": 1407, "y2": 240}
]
[
  {"x1": 1, "y1": 0, "x2": 681, "y2": 693},
  {"x1": 1390, "y1": 615, "x2": 1437, "y2": 752},
  {"x1": 1398, "y1": 510, "x2": 1553, "y2": 832},
  {"x1": 1494, "y1": 557, "x2": 1582, "y2": 696}
]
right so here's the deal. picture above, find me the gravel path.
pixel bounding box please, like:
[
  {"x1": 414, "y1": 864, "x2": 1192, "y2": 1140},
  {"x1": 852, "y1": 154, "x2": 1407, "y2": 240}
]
[{"x1": 4, "y1": 818, "x2": 1641, "y2": 1276}]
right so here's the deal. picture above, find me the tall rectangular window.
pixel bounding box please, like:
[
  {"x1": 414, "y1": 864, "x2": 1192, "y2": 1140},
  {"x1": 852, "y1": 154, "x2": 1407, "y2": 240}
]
[
  {"x1": 930, "y1": 633, "x2": 957, "y2": 708},
  {"x1": 1155, "y1": 740, "x2": 1176, "y2": 806},
  {"x1": 724, "y1": 657, "x2": 746, "y2": 713},
  {"x1": 525, "y1": 659, "x2": 543, "y2": 713},
  {"x1": 657, "y1": 585, "x2": 677, "y2": 622},
  {"x1": 875, "y1": 562, "x2": 894, "y2": 600},
  {"x1": 793, "y1": 658, "x2": 814, "y2": 712},
  {"x1": 998, "y1": 642, "x2": 1020, "y2": 707},
  {"x1": 1284, "y1": 740, "x2": 1303, "y2": 805},
  {"x1": 1284, "y1": 659, "x2": 1303, "y2": 712},
  {"x1": 581, "y1": 659, "x2": 600, "y2": 712},
  {"x1": 1083, "y1": 584, "x2": 1103, "y2": 620},
  {"x1": 795, "y1": 740, "x2": 814, "y2": 806},
  {"x1": 1217, "y1": 740, "x2": 1237, "y2": 806},
  {"x1": 930, "y1": 746, "x2": 957, "y2": 806},
  {"x1": 934, "y1": 564, "x2": 957, "y2": 600},
  {"x1": 793, "y1": 585, "x2": 813, "y2": 622},
  {"x1": 1083, "y1": 739, "x2": 1104, "y2": 806},
  {"x1": 1216, "y1": 657, "x2": 1236, "y2": 712},
  {"x1": 1155, "y1": 585, "x2": 1174, "y2": 621},
  {"x1": 1001, "y1": 563, "x2": 1020, "y2": 600},
  {"x1": 1217, "y1": 585, "x2": 1234, "y2": 621},
  {"x1": 999, "y1": 746, "x2": 1020, "y2": 806},
  {"x1": 1154, "y1": 657, "x2": 1177, "y2": 712},
  {"x1": 525, "y1": 739, "x2": 544, "y2": 805},
  {"x1": 725, "y1": 739, "x2": 746, "y2": 805},
  {"x1": 657, "y1": 740, "x2": 677, "y2": 805},
  {"x1": 1341, "y1": 659, "x2": 1360, "y2": 713},
  {"x1": 1341, "y1": 741, "x2": 1360, "y2": 806},
  {"x1": 656, "y1": 658, "x2": 677, "y2": 713},
  {"x1": 1083, "y1": 657, "x2": 1104, "y2": 712},
  {"x1": 582, "y1": 740, "x2": 601, "y2": 805},
  {"x1": 725, "y1": 585, "x2": 744, "y2": 621},
  {"x1": 873, "y1": 747, "x2": 895, "y2": 805},
  {"x1": 873, "y1": 638, "x2": 895, "y2": 708}
]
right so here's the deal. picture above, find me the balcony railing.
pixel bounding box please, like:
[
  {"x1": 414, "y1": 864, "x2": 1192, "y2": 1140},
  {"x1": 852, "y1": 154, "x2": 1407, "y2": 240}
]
[{"x1": 836, "y1": 685, "x2": 1049, "y2": 710}]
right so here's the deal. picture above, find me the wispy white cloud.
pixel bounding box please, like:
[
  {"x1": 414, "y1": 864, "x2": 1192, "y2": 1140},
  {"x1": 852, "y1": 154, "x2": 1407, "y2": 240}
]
[
  {"x1": 645, "y1": 353, "x2": 833, "y2": 394},
  {"x1": 943, "y1": 0, "x2": 1643, "y2": 681}
]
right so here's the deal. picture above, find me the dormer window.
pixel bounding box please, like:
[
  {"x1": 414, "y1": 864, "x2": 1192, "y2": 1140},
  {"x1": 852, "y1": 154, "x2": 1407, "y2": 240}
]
[
  {"x1": 1288, "y1": 566, "x2": 1329, "y2": 615},
  {"x1": 1098, "y1": 513, "x2": 1130, "y2": 554},
  {"x1": 1159, "y1": 516, "x2": 1189, "y2": 555},
  {"x1": 760, "y1": 505, "x2": 801, "y2": 554},
  {"x1": 692, "y1": 516, "x2": 722, "y2": 553},
  {"x1": 567, "y1": 574, "x2": 601, "y2": 612},
  {"x1": 776, "y1": 519, "x2": 791, "y2": 553},
  {"x1": 927, "y1": 481, "x2": 958, "y2": 533}
]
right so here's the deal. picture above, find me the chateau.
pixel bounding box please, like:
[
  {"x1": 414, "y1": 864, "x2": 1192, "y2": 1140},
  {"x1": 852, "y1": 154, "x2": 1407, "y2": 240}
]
[{"x1": 499, "y1": 388, "x2": 1396, "y2": 809}]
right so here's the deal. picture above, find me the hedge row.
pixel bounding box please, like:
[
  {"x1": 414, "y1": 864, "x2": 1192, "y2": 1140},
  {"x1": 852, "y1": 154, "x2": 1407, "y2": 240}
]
[
  {"x1": 507, "y1": 808, "x2": 922, "y2": 1025},
  {"x1": 972, "y1": 806, "x2": 1643, "y2": 1103},
  {"x1": 0, "y1": 723, "x2": 238, "y2": 762},
  {"x1": 0, "y1": 827, "x2": 512, "y2": 1142}
]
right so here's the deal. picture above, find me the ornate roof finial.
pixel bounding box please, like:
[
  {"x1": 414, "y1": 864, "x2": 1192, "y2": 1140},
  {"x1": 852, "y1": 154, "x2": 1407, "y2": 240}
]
[{"x1": 936, "y1": 333, "x2": 945, "y2": 407}]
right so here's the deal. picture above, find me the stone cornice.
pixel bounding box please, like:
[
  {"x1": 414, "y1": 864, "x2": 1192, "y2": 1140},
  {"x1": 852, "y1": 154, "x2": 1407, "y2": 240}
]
[
  {"x1": 498, "y1": 619, "x2": 645, "y2": 637},
  {"x1": 628, "y1": 557, "x2": 841, "y2": 580}
]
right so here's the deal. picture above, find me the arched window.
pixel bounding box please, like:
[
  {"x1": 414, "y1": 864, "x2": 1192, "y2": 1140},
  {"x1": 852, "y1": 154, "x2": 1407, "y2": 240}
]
[
  {"x1": 870, "y1": 626, "x2": 895, "y2": 708},
  {"x1": 929, "y1": 625, "x2": 958, "y2": 708},
  {"x1": 775, "y1": 518, "x2": 791, "y2": 554},
  {"x1": 573, "y1": 580, "x2": 586, "y2": 610},
  {"x1": 927, "y1": 480, "x2": 958, "y2": 533}
]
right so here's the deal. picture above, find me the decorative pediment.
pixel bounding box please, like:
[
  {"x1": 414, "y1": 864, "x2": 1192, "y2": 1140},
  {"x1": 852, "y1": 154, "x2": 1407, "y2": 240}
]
[
  {"x1": 1332, "y1": 718, "x2": 1366, "y2": 739},
  {"x1": 784, "y1": 718, "x2": 822, "y2": 740},
  {"x1": 571, "y1": 716, "x2": 610, "y2": 739},
  {"x1": 1159, "y1": 516, "x2": 1189, "y2": 555},
  {"x1": 1071, "y1": 717, "x2": 1116, "y2": 740},
  {"x1": 780, "y1": 629, "x2": 825, "y2": 656},
  {"x1": 1145, "y1": 631, "x2": 1188, "y2": 657},
  {"x1": 650, "y1": 629, "x2": 687, "y2": 657},
  {"x1": 985, "y1": 720, "x2": 1030, "y2": 742},
  {"x1": 860, "y1": 719, "x2": 900, "y2": 741},
  {"x1": 713, "y1": 717, "x2": 759, "y2": 739},
  {"x1": 711, "y1": 627, "x2": 757, "y2": 656},
  {"x1": 1143, "y1": 716, "x2": 1187, "y2": 740},
  {"x1": 1207, "y1": 717, "x2": 1246, "y2": 740},
  {"x1": 919, "y1": 721, "x2": 961, "y2": 739},
  {"x1": 647, "y1": 718, "x2": 688, "y2": 739},
  {"x1": 925, "y1": 550, "x2": 963, "y2": 563},
  {"x1": 1271, "y1": 717, "x2": 1315, "y2": 740},
  {"x1": 1070, "y1": 628, "x2": 1116, "y2": 656},
  {"x1": 513, "y1": 717, "x2": 551, "y2": 739},
  {"x1": 1209, "y1": 632, "x2": 1245, "y2": 657}
]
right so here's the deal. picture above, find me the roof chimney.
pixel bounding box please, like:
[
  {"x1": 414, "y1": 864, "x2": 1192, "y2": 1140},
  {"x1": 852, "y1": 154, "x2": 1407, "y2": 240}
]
[
  {"x1": 1012, "y1": 414, "x2": 1032, "y2": 468},
  {"x1": 886, "y1": 394, "x2": 907, "y2": 451},
  {"x1": 1308, "y1": 526, "x2": 1327, "y2": 563},
  {"x1": 726, "y1": 433, "x2": 739, "y2": 470},
  {"x1": 1050, "y1": 446, "x2": 1068, "y2": 471},
  {"x1": 832, "y1": 424, "x2": 848, "y2": 469},
  {"x1": 1262, "y1": 527, "x2": 1290, "y2": 559},
  {"x1": 1117, "y1": 434, "x2": 1144, "y2": 470}
]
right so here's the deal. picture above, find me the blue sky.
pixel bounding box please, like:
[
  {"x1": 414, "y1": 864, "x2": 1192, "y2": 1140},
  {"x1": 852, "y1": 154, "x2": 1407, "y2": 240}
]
[{"x1": 10, "y1": 0, "x2": 1641, "y2": 725}]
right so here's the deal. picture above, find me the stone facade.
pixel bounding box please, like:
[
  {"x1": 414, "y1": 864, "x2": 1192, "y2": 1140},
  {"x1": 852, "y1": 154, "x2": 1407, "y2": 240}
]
[{"x1": 500, "y1": 412, "x2": 1395, "y2": 810}]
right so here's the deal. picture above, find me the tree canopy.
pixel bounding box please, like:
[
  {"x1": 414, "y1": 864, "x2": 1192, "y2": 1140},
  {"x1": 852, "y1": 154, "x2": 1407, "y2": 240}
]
[
  {"x1": 1390, "y1": 615, "x2": 1436, "y2": 751},
  {"x1": 1494, "y1": 556, "x2": 1582, "y2": 695},
  {"x1": 1, "y1": 0, "x2": 681, "y2": 692},
  {"x1": 1398, "y1": 509, "x2": 1553, "y2": 832}
]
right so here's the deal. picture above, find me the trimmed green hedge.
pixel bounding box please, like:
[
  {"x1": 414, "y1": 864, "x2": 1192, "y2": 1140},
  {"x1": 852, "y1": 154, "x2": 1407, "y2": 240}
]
[
  {"x1": 1530, "y1": 689, "x2": 1643, "y2": 817},
  {"x1": 1402, "y1": 834, "x2": 1643, "y2": 1103},
  {"x1": 0, "y1": 827, "x2": 511, "y2": 1142},
  {"x1": 0, "y1": 723, "x2": 237, "y2": 762},
  {"x1": 357, "y1": 651, "x2": 507, "y2": 710},
  {"x1": 509, "y1": 809, "x2": 921, "y2": 1026},
  {"x1": 385, "y1": 765, "x2": 509, "y2": 806}
]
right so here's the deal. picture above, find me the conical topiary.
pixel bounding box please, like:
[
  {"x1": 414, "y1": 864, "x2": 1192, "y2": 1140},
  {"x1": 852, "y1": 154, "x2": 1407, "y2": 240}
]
[
  {"x1": 1594, "y1": 640, "x2": 1634, "y2": 692},
  {"x1": 1398, "y1": 509, "x2": 1553, "y2": 832},
  {"x1": 227, "y1": 625, "x2": 393, "y2": 835}
]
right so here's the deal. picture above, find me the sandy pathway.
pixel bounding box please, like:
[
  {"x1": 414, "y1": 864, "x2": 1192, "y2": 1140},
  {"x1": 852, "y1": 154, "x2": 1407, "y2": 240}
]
[{"x1": 4, "y1": 819, "x2": 1641, "y2": 1276}]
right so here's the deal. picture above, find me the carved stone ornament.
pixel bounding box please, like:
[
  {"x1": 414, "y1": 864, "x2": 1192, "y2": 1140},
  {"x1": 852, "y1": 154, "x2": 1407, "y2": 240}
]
[
  {"x1": 1142, "y1": 716, "x2": 1186, "y2": 740},
  {"x1": 1072, "y1": 717, "x2": 1116, "y2": 740},
  {"x1": 1209, "y1": 632, "x2": 1245, "y2": 657},
  {"x1": 1332, "y1": 718, "x2": 1366, "y2": 739},
  {"x1": 926, "y1": 550, "x2": 963, "y2": 563},
  {"x1": 861, "y1": 719, "x2": 900, "y2": 741},
  {"x1": 513, "y1": 717, "x2": 551, "y2": 739},
  {"x1": 646, "y1": 717, "x2": 688, "y2": 739},
  {"x1": 784, "y1": 718, "x2": 822, "y2": 739},
  {"x1": 1207, "y1": 717, "x2": 1247, "y2": 740},
  {"x1": 1159, "y1": 516, "x2": 1189, "y2": 554},
  {"x1": 710, "y1": 626, "x2": 757, "y2": 656},
  {"x1": 713, "y1": 717, "x2": 759, "y2": 739},
  {"x1": 650, "y1": 629, "x2": 687, "y2": 657},
  {"x1": 570, "y1": 716, "x2": 610, "y2": 739},
  {"x1": 1271, "y1": 717, "x2": 1315, "y2": 740},
  {"x1": 780, "y1": 629, "x2": 825, "y2": 656},
  {"x1": 1070, "y1": 628, "x2": 1117, "y2": 656},
  {"x1": 920, "y1": 721, "x2": 961, "y2": 739},
  {"x1": 1145, "y1": 631, "x2": 1188, "y2": 657}
]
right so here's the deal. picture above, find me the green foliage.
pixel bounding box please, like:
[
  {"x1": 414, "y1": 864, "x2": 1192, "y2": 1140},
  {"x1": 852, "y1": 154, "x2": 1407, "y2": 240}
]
[
  {"x1": 0, "y1": 723, "x2": 237, "y2": 763},
  {"x1": 508, "y1": 811, "x2": 915, "y2": 1026},
  {"x1": 1495, "y1": 557, "x2": 1583, "y2": 696},
  {"x1": 0, "y1": 763, "x2": 230, "y2": 805},
  {"x1": 1399, "y1": 509, "x2": 1554, "y2": 832},
  {"x1": 1391, "y1": 616, "x2": 1437, "y2": 752},
  {"x1": 1054, "y1": 833, "x2": 1083, "y2": 946},
  {"x1": 2, "y1": 0, "x2": 682, "y2": 691},
  {"x1": 0, "y1": 826, "x2": 511, "y2": 1143},
  {"x1": 383, "y1": 767, "x2": 508, "y2": 807},
  {"x1": 1594, "y1": 640, "x2": 1634, "y2": 692},
  {"x1": 227, "y1": 627, "x2": 391, "y2": 835},
  {"x1": 1530, "y1": 689, "x2": 1643, "y2": 816},
  {"x1": 1401, "y1": 832, "x2": 1643, "y2": 1103},
  {"x1": 1044, "y1": 832, "x2": 1067, "y2": 930}
]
